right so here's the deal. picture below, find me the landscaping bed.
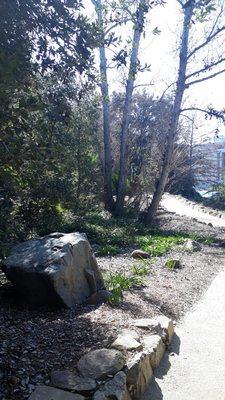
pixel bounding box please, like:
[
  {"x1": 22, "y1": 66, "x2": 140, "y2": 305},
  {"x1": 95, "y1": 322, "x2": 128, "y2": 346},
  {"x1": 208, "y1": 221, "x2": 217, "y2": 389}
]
[{"x1": 1, "y1": 209, "x2": 225, "y2": 400}]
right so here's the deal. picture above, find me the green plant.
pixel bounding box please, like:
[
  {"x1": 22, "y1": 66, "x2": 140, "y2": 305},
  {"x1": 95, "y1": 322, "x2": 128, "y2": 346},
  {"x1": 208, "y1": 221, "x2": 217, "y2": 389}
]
[
  {"x1": 96, "y1": 244, "x2": 120, "y2": 256},
  {"x1": 202, "y1": 236, "x2": 214, "y2": 245},
  {"x1": 131, "y1": 261, "x2": 149, "y2": 276},
  {"x1": 104, "y1": 271, "x2": 144, "y2": 306},
  {"x1": 188, "y1": 233, "x2": 214, "y2": 245},
  {"x1": 104, "y1": 272, "x2": 132, "y2": 306},
  {"x1": 137, "y1": 234, "x2": 186, "y2": 257},
  {"x1": 62, "y1": 211, "x2": 214, "y2": 261},
  {"x1": 165, "y1": 259, "x2": 181, "y2": 270}
]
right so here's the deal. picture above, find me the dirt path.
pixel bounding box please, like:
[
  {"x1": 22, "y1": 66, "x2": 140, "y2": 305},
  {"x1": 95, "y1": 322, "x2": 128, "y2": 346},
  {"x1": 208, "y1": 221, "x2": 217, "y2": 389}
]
[
  {"x1": 142, "y1": 267, "x2": 225, "y2": 400},
  {"x1": 161, "y1": 193, "x2": 225, "y2": 228}
]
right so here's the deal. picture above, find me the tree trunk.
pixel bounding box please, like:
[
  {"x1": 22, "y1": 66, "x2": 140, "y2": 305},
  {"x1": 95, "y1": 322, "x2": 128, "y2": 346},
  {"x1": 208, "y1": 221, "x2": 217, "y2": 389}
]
[
  {"x1": 145, "y1": 1, "x2": 195, "y2": 224},
  {"x1": 189, "y1": 118, "x2": 194, "y2": 167},
  {"x1": 92, "y1": 0, "x2": 114, "y2": 212},
  {"x1": 100, "y1": 44, "x2": 114, "y2": 211},
  {"x1": 76, "y1": 124, "x2": 82, "y2": 200},
  {"x1": 115, "y1": 0, "x2": 147, "y2": 215}
]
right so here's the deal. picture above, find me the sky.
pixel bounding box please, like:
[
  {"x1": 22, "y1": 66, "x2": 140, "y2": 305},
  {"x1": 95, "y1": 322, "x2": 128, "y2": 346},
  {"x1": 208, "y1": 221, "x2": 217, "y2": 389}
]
[{"x1": 86, "y1": 0, "x2": 225, "y2": 143}]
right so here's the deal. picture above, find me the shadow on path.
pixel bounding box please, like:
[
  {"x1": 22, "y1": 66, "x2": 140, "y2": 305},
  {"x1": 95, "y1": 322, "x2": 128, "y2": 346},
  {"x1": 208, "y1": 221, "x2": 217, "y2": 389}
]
[{"x1": 142, "y1": 333, "x2": 181, "y2": 400}]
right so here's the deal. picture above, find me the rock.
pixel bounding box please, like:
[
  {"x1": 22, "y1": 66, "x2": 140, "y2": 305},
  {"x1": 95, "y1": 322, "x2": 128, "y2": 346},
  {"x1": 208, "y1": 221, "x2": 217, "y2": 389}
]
[
  {"x1": 28, "y1": 385, "x2": 85, "y2": 400},
  {"x1": 93, "y1": 391, "x2": 107, "y2": 400},
  {"x1": 111, "y1": 331, "x2": 142, "y2": 351},
  {"x1": 131, "y1": 250, "x2": 150, "y2": 259},
  {"x1": 133, "y1": 318, "x2": 161, "y2": 331},
  {"x1": 51, "y1": 370, "x2": 96, "y2": 394},
  {"x1": 208, "y1": 222, "x2": 213, "y2": 227},
  {"x1": 157, "y1": 315, "x2": 174, "y2": 344},
  {"x1": 126, "y1": 352, "x2": 153, "y2": 399},
  {"x1": 103, "y1": 372, "x2": 128, "y2": 399},
  {"x1": 85, "y1": 269, "x2": 97, "y2": 293},
  {"x1": 184, "y1": 240, "x2": 201, "y2": 252},
  {"x1": 133, "y1": 316, "x2": 174, "y2": 345},
  {"x1": 2, "y1": 232, "x2": 104, "y2": 307},
  {"x1": 88, "y1": 290, "x2": 112, "y2": 305},
  {"x1": 142, "y1": 335, "x2": 165, "y2": 368},
  {"x1": 77, "y1": 349, "x2": 126, "y2": 379},
  {"x1": 94, "y1": 371, "x2": 131, "y2": 400}
]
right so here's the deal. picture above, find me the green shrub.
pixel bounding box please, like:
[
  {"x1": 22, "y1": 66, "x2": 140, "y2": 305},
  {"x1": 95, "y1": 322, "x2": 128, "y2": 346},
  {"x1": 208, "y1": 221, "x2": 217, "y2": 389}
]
[
  {"x1": 165, "y1": 259, "x2": 181, "y2": 270},
  {"x1": 62, "y1": 212, "x2": 213, "y2": 261},
  {"x1": 104, "y1": 271, "x2": 144, "y2": 306},
  {"x1": 137, "y1": 234, "x2": 185, "y2": 257},
  {"x1": 131, "y1": 261, "x2": 149, "y2": 276},
  {"x1": 189, "y1": 233, "x2": 214, "y2": 245},
  {"x1": 96, "y1": 244, "x2": 120, "y2": 256}
]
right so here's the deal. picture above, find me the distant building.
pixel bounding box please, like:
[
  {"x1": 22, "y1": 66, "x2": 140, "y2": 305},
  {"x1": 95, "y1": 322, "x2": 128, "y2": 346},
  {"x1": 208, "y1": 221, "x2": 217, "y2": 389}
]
[
  {"x1": 217, "y1": 147, "x2": 225, "y2": 180},
  {"x1": 193, "y1": 139, "x2": 225, "y2": 192}
]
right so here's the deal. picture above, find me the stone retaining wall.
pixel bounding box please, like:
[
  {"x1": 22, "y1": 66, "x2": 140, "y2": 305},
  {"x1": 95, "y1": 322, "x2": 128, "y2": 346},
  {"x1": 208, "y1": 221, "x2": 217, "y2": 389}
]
[{"x1": 29, "y1": 316, "x2": 174, "y2": 400}]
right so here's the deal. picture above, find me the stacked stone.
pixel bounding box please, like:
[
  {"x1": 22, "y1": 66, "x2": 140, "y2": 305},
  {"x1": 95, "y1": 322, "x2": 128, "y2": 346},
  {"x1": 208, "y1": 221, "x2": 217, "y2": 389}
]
[{"x1": 29, "y1": 316, "x2": 174, "y2": 400}]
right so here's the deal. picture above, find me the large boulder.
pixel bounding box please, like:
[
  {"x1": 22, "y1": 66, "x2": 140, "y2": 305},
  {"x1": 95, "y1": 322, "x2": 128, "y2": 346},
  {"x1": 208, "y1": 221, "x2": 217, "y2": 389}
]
[{"x1": 2, "y1": 232, "x2": 104, "y2": 307}]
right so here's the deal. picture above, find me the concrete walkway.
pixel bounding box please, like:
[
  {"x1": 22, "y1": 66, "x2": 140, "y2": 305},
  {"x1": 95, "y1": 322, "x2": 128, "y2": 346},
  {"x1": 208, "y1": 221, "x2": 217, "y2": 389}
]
[
  {"x1": 161, "y1": 193, "x2": 225, "y2": 228},
  {"x1": 142, "y1": 268, "x2": 225, "y2": 400}
]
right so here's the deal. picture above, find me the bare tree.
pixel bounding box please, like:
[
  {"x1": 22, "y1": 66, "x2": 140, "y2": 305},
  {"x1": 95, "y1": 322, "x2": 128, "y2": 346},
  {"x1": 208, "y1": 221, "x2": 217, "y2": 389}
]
[
  {"x1": 115, "y1": 0, "x2": 150, "y2": 214},
  {"x1": 145, "y1": 0, "x2": 225, "y2": 223},
  {"x1": 92, "y1": 0, "x2": 144, "y2": 212},
  {"x1": 91, "y1": 0, "x2": 114, "y2": 211}
]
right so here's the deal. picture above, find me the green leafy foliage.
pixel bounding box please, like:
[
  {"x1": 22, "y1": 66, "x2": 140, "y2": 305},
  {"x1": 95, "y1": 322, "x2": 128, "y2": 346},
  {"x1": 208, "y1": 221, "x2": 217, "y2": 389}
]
[
  {"x1": 0, "y1": 0, "x2": 101, "y2": 256},
  {"x1": 104, "y1": 271, "x2": 145, "y2": 306},
  {"x1": 96, "y1": 244, "x2": 120, "y2": 256},
  {"x1": 137, "y1": 235, "x2": 186, "y2": 257},
  {"x1": 194, "y1": 4, "x2": 216, "y2": 23},
  {"x1": 0, "y1": 78, "x2": 102, "y2": 247},
  {"x1": 0, "y1": 0, "x2": 97, "y2": 78},
  {"x1": 63, "y1": 211, "x2": 213, "y2": 258},
  {"x1": 165, "y1": 259, "x2": 181, "y2": 270},
  {"x1": 131, "y1": 261, "x2": 149, "y2": 276},
  {"x1": 63, "y1": 212, "x2": 151, "y2": 249},
  {"x1": 203, "y1": 183, "x2": 225, "y2": 211},
  {"x1": 188, "y1": 233, "x2": 214, "y2": 245},
  {"x1": 104, "y1": 272, "x2": 133, "y2": 306}
]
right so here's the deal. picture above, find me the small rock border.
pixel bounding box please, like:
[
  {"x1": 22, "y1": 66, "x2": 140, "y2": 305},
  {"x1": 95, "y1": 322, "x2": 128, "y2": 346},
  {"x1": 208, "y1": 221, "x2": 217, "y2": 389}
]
[{"x1": 28, "y1": 316, "x2": 174, "y2": 400}]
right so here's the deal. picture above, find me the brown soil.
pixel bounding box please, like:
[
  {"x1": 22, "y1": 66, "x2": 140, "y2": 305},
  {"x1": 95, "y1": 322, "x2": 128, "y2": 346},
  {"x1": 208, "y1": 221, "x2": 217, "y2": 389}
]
[{"x1": 1, "y1": 210, "x2": 225, "y2": 400}]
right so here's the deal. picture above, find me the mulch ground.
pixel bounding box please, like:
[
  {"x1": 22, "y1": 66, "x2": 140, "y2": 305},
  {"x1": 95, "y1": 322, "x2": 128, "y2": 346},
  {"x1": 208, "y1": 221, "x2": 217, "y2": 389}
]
[{"x1": 1, "y1": 210, "x2": 225, "y2": 400}]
